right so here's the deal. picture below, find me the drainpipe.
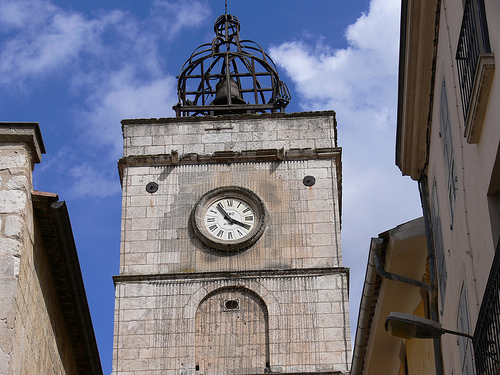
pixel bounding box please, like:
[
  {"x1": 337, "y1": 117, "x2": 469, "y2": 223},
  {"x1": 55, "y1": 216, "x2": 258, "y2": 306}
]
[
  {"x1": 371, "y1": 180, "x2": 444, "y2": 375},
  {"x1": 419, "y1": 176, "x2": 445, "y2": 375},
  {"x1": 372, "y1": 238, "x2": 431, "y2": 292}
]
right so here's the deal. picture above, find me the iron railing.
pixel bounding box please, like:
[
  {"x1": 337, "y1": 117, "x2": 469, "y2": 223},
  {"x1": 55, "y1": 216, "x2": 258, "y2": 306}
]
[
  {"x1": 473, "y1": 239, "x2": 500, "y2": 375},
  {"x1": 455, "y1": 0, "x2": 491, "y2": 119}
]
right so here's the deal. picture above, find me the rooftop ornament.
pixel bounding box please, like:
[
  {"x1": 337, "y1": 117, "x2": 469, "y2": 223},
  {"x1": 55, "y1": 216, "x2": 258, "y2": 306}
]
[{"x1": 173, "y1": 13, "x2": 291, "y2": 117}]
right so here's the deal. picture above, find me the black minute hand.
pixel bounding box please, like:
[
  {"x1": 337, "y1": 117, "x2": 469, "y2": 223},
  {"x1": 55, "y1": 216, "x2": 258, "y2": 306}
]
[
  {"x1": 216, "y1": 203, "x2": 251, "y2": 230},
  {"x1": 216, "y1": 203, "x2": 233, "y2": 223}
]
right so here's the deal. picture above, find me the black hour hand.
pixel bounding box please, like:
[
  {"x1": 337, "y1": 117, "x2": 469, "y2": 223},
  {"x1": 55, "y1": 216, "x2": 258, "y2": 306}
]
[{"x1": 231, "y1": 219, "x2": 251, "y2": 230}]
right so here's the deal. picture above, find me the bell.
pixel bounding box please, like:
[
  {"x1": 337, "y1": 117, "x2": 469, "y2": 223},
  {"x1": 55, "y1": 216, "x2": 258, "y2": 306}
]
[{"x1": 212, "y1": 78, "x2": 246, "y2": 105}]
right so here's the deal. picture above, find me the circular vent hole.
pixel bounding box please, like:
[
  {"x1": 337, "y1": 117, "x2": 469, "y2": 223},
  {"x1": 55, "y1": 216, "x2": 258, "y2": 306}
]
[
  {"x1": 146, "y1": 182, "x2": 159, "y2": 193},
  {"x1": 303, "y1": 175, "x2": 316, "y2": 186}
]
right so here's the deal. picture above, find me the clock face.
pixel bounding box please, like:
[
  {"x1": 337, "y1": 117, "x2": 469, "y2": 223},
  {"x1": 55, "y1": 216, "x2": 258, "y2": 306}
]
[
  {"x1": 203, "y1": 197, "x2": 256, "y2": 242},
  {"x1": 192, "y1": 187, "x2": 267, "y2": 251}
]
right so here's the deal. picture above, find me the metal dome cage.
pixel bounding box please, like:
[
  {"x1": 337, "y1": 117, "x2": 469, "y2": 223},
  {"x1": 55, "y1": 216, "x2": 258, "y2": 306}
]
[{"x1": 173, "y1": 14, "x2": 291, "y2": 117}]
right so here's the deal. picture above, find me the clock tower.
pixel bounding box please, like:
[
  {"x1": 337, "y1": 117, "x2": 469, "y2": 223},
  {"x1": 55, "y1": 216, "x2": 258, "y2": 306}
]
[{"x1": 113, "y1": 13, "x2": 351, "y2": 375}]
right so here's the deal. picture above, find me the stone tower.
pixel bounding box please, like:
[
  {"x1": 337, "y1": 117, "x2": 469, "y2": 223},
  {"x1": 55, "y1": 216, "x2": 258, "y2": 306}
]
[{"x1": 113, "y1": 13, "x2": 351, "y2": 375}]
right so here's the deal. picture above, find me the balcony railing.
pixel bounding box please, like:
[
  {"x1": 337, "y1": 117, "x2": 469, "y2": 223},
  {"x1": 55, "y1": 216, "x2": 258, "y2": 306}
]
[
  {"x1": 473, "y1": 239, "x2": 500, "y2": 375},
  {"x1": 455, "y1": 0, "x2": 492, "y2": 120}
]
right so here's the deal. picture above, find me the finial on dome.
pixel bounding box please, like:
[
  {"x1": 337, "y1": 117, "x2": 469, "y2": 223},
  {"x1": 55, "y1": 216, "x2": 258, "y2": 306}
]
[{"x1": 173, "y1": 11, "x2": 291, "y2": 117}]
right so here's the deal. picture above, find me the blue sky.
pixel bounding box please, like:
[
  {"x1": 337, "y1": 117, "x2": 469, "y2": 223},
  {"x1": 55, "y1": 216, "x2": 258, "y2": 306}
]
[{"x1": 0, "y1": 0, "x2": 421, "y2": 372}]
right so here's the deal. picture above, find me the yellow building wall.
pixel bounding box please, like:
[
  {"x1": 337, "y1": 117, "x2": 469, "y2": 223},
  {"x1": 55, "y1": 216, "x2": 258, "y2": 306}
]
[{"x1": 405, "y1": 301, "x2": 436, "y2": 375}]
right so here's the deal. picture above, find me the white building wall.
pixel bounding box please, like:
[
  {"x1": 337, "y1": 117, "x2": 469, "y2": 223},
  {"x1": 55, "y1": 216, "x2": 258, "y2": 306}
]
[{"x1": 426, "y1": 0, "x2": 500, "y2": 373}]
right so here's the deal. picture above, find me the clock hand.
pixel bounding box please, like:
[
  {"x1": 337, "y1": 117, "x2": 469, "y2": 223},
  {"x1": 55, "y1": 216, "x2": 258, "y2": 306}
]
[
  {"x1": 230, "y1": 219, "x2": 251, "y2": 230},
  {"x1": 216, "y1": 203, "x2": 233, "y2": 224},
  {"x1": 215, "y1": 203, "x2": 251, "y2": 230}
]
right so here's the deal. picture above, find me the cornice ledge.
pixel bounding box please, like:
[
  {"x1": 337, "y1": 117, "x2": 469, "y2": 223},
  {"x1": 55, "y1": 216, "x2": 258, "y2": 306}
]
[
  {"x1": 113, "y1": 266, "x2": 349, "y2": 284},
  {"x1": 121, "y1": 110, "x2": 337, "y2": 126},
  {"x1": 0, "y1": 122, "x2": 46, "y2": 164},
  {"x1": 119, "y1": 147, "x2": 341, "y2": 169}
]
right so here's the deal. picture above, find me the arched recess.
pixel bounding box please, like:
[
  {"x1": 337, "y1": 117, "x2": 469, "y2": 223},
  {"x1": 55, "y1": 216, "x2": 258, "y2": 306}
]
[{"x1": 195, "y1": 286, "x2": 269, "y2": 374}]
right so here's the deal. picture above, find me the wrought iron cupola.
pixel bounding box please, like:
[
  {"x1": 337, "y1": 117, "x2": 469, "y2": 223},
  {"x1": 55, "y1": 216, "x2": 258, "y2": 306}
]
[{"x1": 173, "y1": 13, "x2": 291, "y2": 117}]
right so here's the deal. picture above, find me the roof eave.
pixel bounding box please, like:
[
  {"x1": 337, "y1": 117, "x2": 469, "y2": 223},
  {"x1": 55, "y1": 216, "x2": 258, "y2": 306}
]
[
  {"x1": 396, "y1": 0, "x2": 438, "y2": 180},
  {"x1": 33, "y1": 192, "x2": 103, "y2": 375}
]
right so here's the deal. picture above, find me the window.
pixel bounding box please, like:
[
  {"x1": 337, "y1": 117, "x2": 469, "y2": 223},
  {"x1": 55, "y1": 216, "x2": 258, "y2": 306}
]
[
  {"x1": 457, "y1": 284, "x2": 475, "y2": 375},
  {"x1": 440, "y1": 79, "x2": 457, "y2": 225},
  {"x1": 431, "y1": 178, "x2": 447, "y2": 312},
  {"x1": 456, "y1": 0, "x2": 491, "y2": 119},
  {"x1": 473, "y1": 239, "x2": 500, "y2": 375}
]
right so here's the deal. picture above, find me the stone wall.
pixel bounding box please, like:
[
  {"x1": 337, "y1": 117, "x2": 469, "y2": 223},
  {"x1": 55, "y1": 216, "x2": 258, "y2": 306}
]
[
  {"x1": 9, "y1": 212, "x2": 79, "y2": 374},
  {"x1": 114, "y1": 271, "x2": 351, "y2": 374},
  {"x1": 120, "y1": 159, "x2": 342, "y2": 275},
  {"x1": 114, "y1": 112, "x2": 351, "y2": 374},
  {"x1": 121, "y1": 112, "x2": 337, "y2": 157},
  {"x1": 0, "y1": 124, "x2": 80, "y2": 374},
  {"x1": 0, "y1": 141, "x2": 34, "y2": 374}
]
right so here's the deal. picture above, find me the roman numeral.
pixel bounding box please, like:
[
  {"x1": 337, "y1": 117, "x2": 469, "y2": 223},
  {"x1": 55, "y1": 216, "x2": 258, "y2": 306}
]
[
  {"x1": 216, "y1": 230, "x2": 224, "y2": 238},
  {"x1": 227, "y1": 199, "x2": 233, "y2": 207},
  {"x1": 237, "y1": 229, "x2": 244, "y2": 237},
  {"x1": 206, "y1": 217, "x2": 215, "y2": 222},
  {"x1": 242, "y1": 208, "x2": 251, "y2": 213},
  {"x1": 209, "y1": 225, "x2": 217, "y2": 232},
  {"x1": 245, "y1": 216, "x2": 254, "y2": 221},
  {"x1": 228, "y1": 232, "x2": 233, "y2": 240},
  {"x1": 209, "y1": 209, "x2": 217, "y2": 214}
]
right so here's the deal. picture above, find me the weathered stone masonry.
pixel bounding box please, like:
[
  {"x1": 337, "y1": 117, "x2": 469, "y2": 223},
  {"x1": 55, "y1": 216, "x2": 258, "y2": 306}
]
[{"x1": 113, "y1": 112, "x2": 351, "y2": 375}]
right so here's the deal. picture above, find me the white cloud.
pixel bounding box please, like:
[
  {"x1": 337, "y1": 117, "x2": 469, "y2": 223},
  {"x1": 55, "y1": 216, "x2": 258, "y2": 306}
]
[
  {"x1": 151, "y1": 0, "x2": 211, "y2": 39},
  {"x1": 69, "y1": 162, "x2": 121, "y2": 198},
  {"x1": 346, "y1": 0, "x2": 401, "y2": 57},
  {"x1": 35, "y1": 145, "x2": 121, "y2": 199},
  {"x1": 81, "y1": 67, "x2": 178, "y2": 158},
  {"x1": 1, "y1": 0, "x2": 205, "y2": 198},
  {"x1": 0, "y1": 1, "x2": 125, "y2": 84},
  {"x1": 0, "y1": 0, "x2": 56, "y2": 31},
  {"x1": 0, "y1": 0, "x2": 211, "y2": 87},
  {"x1": 270, "y1": 0, "x2": 400, "y2": 113}
]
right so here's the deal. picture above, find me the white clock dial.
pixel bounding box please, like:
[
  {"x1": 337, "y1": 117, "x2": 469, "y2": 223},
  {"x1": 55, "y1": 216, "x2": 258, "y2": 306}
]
[
  {"x1": 203, "y1": 197, "x2": 256, "y2": 242},
  {"x1": 191, "y1": 187, "x2": 267, "y2": 252}
]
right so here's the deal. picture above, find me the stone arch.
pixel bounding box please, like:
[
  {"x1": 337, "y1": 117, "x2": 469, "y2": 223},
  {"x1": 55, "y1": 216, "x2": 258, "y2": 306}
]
[{"x1": 195, "y1": 286, "x2": 269, "y2": 374}]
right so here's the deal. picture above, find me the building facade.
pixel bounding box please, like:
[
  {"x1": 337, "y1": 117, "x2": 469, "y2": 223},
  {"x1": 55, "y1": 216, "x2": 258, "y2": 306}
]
[
  {"x1": 112, "y1": 14, "x2": 351, "y2": 375},
  {"x1": 359, "y1": 0, "x2": 500, "y2": 374},
  {"x1": 0, "y1": 123, "x2": 102, "y2": 374},
  {"x1": 351, "y1": 218, "x2": 434, "y2": 375}
]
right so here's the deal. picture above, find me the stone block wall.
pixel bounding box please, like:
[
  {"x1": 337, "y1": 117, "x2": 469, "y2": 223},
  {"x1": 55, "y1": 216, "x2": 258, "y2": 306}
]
[
  {"x1": 9, "y1": 218, "x2": 79, "y2": 374},
  {"x1": 0, "y1": 124, "x2": 79, "y2": 374},
  {"x1": 114, "y1": 112, "x2": 351, "y2": 374},
  {"x1": 122, "y1": 112, "x2": 337, "y2": 157},
  {"x1": 114, "y1": 271, "x2": 351, "y2": 374},
  {"x1": 120, "y1": 158, "x2": 342, "y2": 275},
  {"x1": 0, "y1": 140, "x2": 35, "y2": 373}
]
